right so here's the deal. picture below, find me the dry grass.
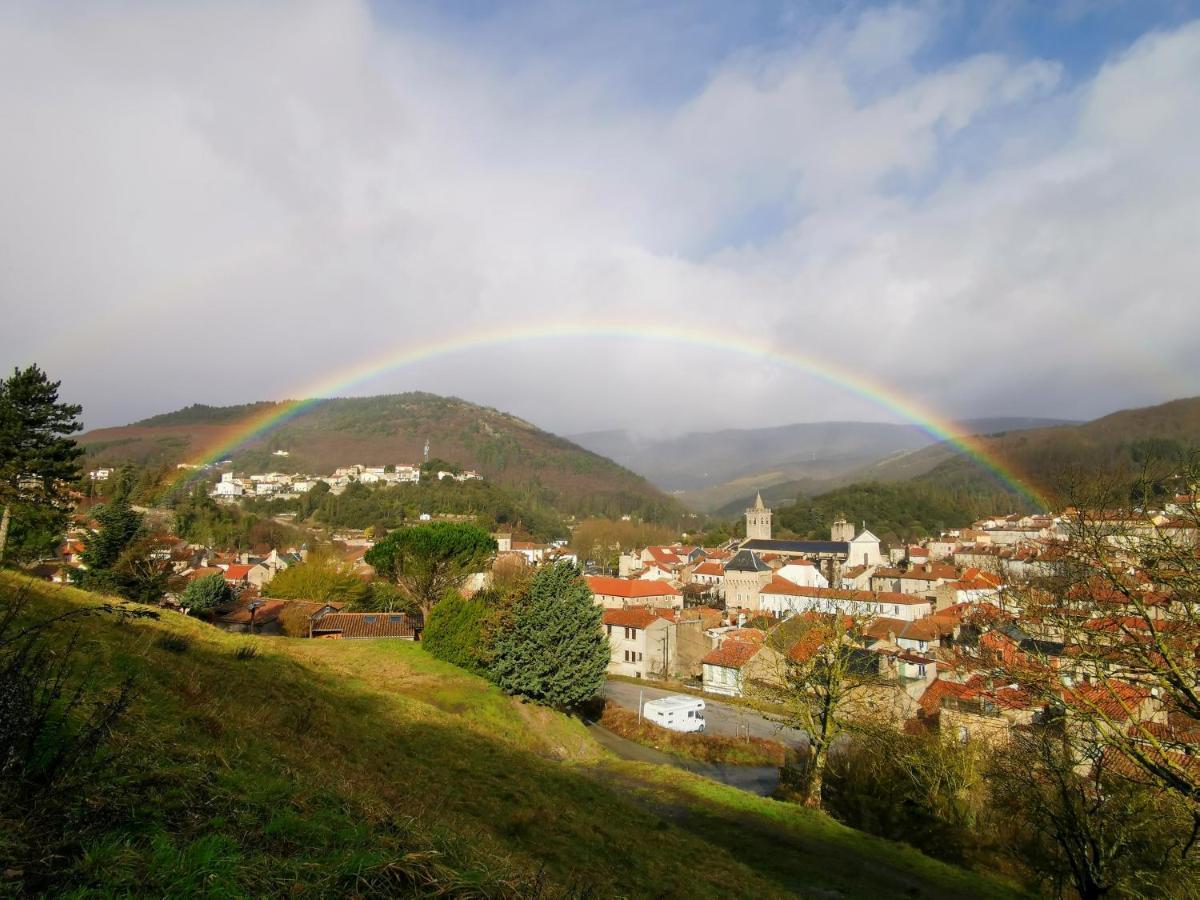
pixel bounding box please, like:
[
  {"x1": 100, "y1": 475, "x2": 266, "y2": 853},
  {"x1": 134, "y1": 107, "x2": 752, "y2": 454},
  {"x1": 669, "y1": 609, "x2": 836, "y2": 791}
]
[{"x1": 599, "y1": 704, "x2": 787, "y2": 767}]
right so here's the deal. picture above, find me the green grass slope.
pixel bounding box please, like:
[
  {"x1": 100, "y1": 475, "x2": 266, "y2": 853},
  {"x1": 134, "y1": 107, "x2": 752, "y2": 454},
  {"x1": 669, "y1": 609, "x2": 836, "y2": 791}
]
[
  {"x1": 1, "y1": 573, "x2": 1015, "y2": 898},
  {"x1": 79, "y1": 393, "x2": 685, "y2": 523}
]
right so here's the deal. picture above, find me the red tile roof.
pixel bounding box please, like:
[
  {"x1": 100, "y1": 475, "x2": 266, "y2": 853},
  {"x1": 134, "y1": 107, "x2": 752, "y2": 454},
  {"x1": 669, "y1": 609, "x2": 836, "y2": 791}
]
[
  {"x1": 216, "y1": 599, "x2": 290, "y2": 625},
  {"x1": 310, "y1": 612, "x2": 420, "y2": 639},
  {"x1": 602, "y1": 607, "x2": 671, "y2": 629},
  {"x1": 723, "y1": 627, "x2": 766, "y2": 644},
  {"x1": 586, "y1": 576, "x2": 681, "y2": 598},
  {"x1": 702, "y1": 640, "x2": 762, "y2": 669},
  {"x1": 760, "y1": 580, "x2": 932, "y2": 606}
]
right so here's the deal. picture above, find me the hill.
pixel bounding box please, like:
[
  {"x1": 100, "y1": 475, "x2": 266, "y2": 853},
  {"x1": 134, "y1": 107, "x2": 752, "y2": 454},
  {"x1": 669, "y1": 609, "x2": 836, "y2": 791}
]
[
  {"x1": 861, "y1": 396, "x2": 1200, "y2": 503},
  {"x1": 571, "y1": 418, "x2": 1076, "y2": 509},
  {"x1": 79, "y1": 393, "x2": 685, "y2": 523},
  {"x1": 707, "y1": 397, "x2": 1200, "y2": 538},
  {"x1": 1, "y1": 573, "x2": 1015, "y2": 898}
]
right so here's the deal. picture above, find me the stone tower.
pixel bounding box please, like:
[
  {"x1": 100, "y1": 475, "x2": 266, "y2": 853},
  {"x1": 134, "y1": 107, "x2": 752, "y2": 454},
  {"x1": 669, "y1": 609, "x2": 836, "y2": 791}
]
[
  {"x1": 745, "y1": 492, "x2": 773, "y2": 541},
  {"x1": 830, "y1": 516, "x2": 855, "y2": 542}
]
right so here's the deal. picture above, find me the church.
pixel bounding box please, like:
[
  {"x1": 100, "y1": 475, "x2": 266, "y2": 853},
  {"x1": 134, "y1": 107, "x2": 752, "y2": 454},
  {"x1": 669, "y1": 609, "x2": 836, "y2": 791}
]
[{"x1": 736, "y1": 493, "x2": 881, "y2": 587}]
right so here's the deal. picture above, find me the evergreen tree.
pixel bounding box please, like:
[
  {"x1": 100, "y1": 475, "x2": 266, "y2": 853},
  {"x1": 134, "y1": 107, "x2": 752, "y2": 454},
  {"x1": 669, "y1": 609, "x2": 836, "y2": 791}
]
[
  {"x1": 365, "y1": 522, "x2": 495, "y2": 618},
  {"x1": 489, "y1": 562, "x2": 609, "y2": 708},
  {"x1": 80, "y1": 498, "x2": 143, "y2": 572},
  {"x1": 0, "y1": 366, "x2": 83, "y2": 565},
  {"x1": 74, "y1": 498, "x2": 161, "y2": 600},
  {"x1": 178, "y1": 572, "x2": 235, "y2": 613}
]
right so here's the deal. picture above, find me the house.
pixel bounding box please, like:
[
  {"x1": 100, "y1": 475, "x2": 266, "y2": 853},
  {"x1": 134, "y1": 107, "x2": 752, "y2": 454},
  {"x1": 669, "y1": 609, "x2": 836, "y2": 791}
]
[
  {"x1": 219, "y1": 562, "x2": 273, "y2": 590},
  {"x1": 510, "y1": 541, "x2": 549, "y2": 564},
  {"x1": 758, "y1": 580, "x2": 934, "y2": 622},
  {"x1": 774, "y1": 559, "x2": 830, "y2": 590},
  {"x1": 701, "y1": 640, "x2": 766, "y2": 697},
  {"x1": 602, "y1": 607, "x2": 675, "y2": 679},
  {"x1": 685, "y1": 560, "x2": 725, "y2": 599},
  {"x1": 586, "y1": 575, "x2": 682, "y2": 610},
  {"x1": 935, "y1": 677, "x2": 1039, "y2": 746},
  {"x1": 57, "y1": 538, "x2": 86, "y2": 564},
  {"x1": 308, "y1": 611, "x2": 422, "y2": 640},
  {"x1": 212, "y1": 480, "x2": 244, "y2": 498},
  {"x1": 214, "y1": 599, "x2": 292, "y2": 635},
  {"x1": 723, "y1": 550, "x2": 774, "y2": 611}
]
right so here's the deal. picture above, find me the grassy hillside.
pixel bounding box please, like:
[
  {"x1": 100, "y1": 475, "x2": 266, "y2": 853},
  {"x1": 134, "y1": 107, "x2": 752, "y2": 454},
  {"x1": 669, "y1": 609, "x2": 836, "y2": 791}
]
[
  {"x1": 1, "y1": 573, "x2": 1016, "y2": 898},
  {"x1": 79, "y1": 393, "x2": 686, "y2": 523}
]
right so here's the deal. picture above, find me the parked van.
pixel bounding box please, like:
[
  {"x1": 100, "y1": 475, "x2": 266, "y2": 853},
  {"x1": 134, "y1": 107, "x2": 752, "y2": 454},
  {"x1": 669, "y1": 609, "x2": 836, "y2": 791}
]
[{"x1": 643, "y1": 695, "x2": 706, "y2": 733}]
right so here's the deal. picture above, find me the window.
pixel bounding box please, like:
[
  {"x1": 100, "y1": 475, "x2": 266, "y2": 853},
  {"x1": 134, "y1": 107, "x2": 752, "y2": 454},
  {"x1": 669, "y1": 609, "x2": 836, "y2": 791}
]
[
  {"x1": 918, "y1": 664, "x2": 927, "y2": 677},
  {"x1": 606, "y1": 625, "x2": 612, "y2": 636},
  {"x1": 687, "y1": 711, "x2": 695, "y2": 718},
  {"x1": 363, "y1": 615, "x2": 377, "y2": 623},
  {"x1": 637, "y1": 652, "x2": 643, "y2": 662}
]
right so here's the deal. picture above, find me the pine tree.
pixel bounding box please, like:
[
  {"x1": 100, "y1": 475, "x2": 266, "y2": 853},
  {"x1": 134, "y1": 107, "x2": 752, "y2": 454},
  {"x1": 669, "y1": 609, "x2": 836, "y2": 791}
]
[
  {"x1": 0, "y1": 366, "x2": 83, "y2": 565},
  {"x1": 489, "y1": 562, "x2": 609, "y2": 708}
]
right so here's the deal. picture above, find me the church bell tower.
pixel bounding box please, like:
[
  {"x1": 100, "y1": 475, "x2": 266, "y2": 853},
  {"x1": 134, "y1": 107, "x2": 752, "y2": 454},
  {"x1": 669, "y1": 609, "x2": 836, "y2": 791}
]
[{"x1": 745, "y1": 492, "x2": 773, "y2": 541}]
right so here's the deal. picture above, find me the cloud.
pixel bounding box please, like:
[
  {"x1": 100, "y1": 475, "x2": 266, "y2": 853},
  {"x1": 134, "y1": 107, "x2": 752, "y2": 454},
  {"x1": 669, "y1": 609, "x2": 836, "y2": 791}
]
[{"x1": 1, "y1": 1, "x2": 1198, "y2": 435}]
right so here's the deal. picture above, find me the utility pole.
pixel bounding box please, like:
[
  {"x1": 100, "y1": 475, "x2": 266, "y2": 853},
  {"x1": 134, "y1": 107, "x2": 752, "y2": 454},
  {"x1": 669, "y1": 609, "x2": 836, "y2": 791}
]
[
  {"x1": 248, "y1": 599, "x2": 264, "y2": 636},
  {"x1": 638, "y1": 688, "x2": 644, "y2": 724}
]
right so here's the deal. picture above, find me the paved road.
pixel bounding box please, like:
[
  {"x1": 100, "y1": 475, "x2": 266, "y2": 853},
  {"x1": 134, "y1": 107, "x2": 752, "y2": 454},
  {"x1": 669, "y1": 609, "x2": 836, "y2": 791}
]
[
  {"x1": 585, "y1": 722, "x2": 781, "y2": 796},
  {"x1": 602, "y1": 680, "x2": 807, "y2": 748}
]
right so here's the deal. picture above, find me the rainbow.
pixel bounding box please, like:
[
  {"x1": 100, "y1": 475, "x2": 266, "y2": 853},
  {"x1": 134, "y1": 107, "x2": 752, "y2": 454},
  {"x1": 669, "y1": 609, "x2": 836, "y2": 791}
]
[{"x1": 166, "y1": 322, "x2": 1047, "y2": 508}]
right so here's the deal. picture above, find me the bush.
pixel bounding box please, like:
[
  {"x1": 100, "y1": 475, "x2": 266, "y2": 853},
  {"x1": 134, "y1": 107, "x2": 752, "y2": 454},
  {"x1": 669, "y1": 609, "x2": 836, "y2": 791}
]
[
  {"x1": 234, "y1": 644, "x2": 259, "y2": 661},
  {"x1": 423, "y1": 592, "x2": 494, "y2": 674},
  {"x1": 599, "y1": 704, "x2": 786, "y2": 767},
  {"x1": 178, "y1": 573, "x2": 234, "y2": 614},
  {"x1": 155, "y1": 633, "x2": 192, "y2": 654},
  {"x1": 0, "y1": 587, "x2": 136, "y2": 889}
]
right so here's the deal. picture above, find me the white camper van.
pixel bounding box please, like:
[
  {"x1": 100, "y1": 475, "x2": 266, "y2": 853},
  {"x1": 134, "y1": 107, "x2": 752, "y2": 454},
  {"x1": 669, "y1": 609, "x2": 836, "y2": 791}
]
[{"x1": 642, "y1": 695, "x2": 706, "y2": 733}]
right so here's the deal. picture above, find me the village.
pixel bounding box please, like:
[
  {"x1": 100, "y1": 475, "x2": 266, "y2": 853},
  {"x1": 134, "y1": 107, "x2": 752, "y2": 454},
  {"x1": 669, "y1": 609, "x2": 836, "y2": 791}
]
[
  {"x1": 32, "y1": 477, "x2": 1200, "y2": 757},
  {"x1": 89, "y1": 457, "x2": 483, "y2": 500}
]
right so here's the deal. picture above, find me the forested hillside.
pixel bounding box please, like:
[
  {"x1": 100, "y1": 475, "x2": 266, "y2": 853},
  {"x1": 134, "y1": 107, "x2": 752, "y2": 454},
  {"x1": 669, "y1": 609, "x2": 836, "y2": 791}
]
[
  {"x1": 79, "y1": 393, "x2": 686, "y2": 524},
  {"x1": 774, "y1": 482, "x2": 1020, "y2": 545}
]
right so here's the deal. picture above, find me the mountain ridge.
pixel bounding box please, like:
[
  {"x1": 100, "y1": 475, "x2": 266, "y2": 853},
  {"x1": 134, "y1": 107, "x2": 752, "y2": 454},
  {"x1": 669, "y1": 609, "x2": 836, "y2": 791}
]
[{"x1": 712, "y1": 396, "x2": 1200, "y2": 519}]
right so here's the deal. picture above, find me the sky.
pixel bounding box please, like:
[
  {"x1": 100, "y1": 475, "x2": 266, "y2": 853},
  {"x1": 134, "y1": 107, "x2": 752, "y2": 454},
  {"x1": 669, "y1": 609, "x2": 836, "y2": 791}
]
[{"x1": 3, "y1": 0, "x2": 1200, "y2": 435}]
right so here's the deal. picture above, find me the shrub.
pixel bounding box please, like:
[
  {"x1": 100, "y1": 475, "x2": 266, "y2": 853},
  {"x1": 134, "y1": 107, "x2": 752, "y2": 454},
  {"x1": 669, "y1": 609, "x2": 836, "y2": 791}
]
[
  {"x1": 599, "y1": 704, "x2": 786, "y2": 767},
  {"x1": 178, "y1": 573, "x2": 234, "y2": 614},
  {"x1": 0, "y1": 586, "x2": 136, "y2": 888},
  {"x1": 234, "y1": 644, "x2": 259, "y2": 661},
  {"x1": 155, "y1": 633, "x2": 191, "y2": 654},
  {"x1": 422, "y1": 592, "x2": 494, "y2": 674}
]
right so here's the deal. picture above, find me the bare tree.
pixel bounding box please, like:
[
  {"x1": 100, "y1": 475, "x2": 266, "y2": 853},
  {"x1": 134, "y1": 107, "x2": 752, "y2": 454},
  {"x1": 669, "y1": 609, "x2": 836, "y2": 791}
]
[
  {"x1": 761, "y1": 605, "x2": 889, "y2": 808},
  {"x1": 989, "y1": 722, "x2": 1196, "y2": 899},
  {"x1": 977, "y1": 455, "x2": 1200, "y2": 857}
]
